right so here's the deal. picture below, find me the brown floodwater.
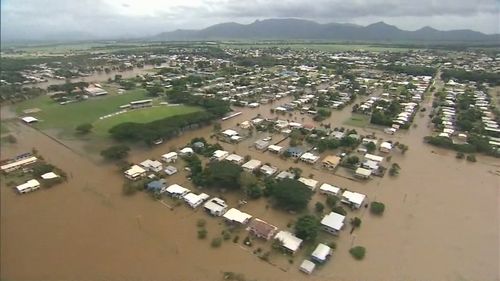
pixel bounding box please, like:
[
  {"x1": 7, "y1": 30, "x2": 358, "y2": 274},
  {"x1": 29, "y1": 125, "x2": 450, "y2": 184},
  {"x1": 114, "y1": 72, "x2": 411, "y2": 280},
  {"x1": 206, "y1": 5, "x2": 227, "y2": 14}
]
[{"x1": 1, "y1": 86, "x2": 499, "y2": 281}]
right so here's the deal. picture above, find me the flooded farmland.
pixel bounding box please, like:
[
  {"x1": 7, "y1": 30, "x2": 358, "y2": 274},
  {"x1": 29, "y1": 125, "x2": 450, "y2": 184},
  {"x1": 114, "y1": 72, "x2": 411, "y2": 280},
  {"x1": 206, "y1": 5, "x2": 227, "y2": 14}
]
[{"x1": 1, "y1": 93, "x2": 499, "y2": 281}]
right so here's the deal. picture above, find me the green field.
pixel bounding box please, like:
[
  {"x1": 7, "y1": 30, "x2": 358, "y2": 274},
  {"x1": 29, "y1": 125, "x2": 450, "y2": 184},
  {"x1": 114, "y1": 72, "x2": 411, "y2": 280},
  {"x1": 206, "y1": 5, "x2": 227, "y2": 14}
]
[
  {"x1": 15, "y1": 89, "x2": 151, "y2": 135},
  {"x1": 344, "y1": 114, "x2": 371, "y2": 127},
  {"x1": 92, "y1": 105, "x2": 202, "y2": 136}
]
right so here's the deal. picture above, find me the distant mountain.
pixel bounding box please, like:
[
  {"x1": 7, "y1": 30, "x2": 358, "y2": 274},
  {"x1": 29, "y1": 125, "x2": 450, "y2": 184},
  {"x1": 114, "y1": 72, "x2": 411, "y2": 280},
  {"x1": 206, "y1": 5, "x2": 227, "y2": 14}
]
[{"x1": 154, "y1": 18, "x2": 499, "y2": 43}]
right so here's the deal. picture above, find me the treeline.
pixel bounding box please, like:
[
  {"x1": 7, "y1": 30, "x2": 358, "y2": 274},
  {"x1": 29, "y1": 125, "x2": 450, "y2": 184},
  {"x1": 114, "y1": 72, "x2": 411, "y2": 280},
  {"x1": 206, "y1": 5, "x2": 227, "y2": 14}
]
[
  {"x1": 377, "y1": 64, "x2": 437, "y2": 76},
  {"x1": 167, "y1": 88, "x2": 230, "y2": 117},
  {"x1": 424, "y1": 135, "x2": 499, "y2": 157},
  {"x1": 109, "y1": 111, "x2": 216, "y2": 145},
  {"x1": 234, "y1": 56, "x2": 290, "y2": 67},
  {"x1": 48, "y1": 81, "x2": 89, "y2": 93},
  {"x1": 0, "y1": 85, "x2": 46, "y2": 103},
  {"x1": 441, "y1": 69, "x2": 500, "y2": 85}
]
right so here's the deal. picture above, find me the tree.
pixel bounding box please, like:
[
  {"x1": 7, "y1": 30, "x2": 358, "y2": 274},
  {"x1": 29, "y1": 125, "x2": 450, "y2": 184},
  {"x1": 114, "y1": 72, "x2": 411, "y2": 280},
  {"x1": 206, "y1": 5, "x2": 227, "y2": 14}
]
[
  {"x1": 326, "y1": 195, "x2": 339, "y2": 208},
  {"x1": 203, "y1": 161, "x2": 243, "y2": 190},
  {"x1": 365, "y1": 142, "x2": 376, "y2": 153},
  {"x1": 269, "y1": 179, "x2": 313, "y2": 212},
  {"x1": 370, "y1": 201, "x2": 385, "y2": 215},
  {"x1": 246, "y1": 185, "x2": 263, "y2": 199},
  {"x1": 294, "y1": 215, "x2": 320, "y2": 241},
  {"x1": 466, "y1": 154, "x2": 477, "y2": 162},
  {"x1": 213, "y1": 122, "x2": 222, "y2": 132},
  {"x1": 332, "y1": 205, "x2": 347, "y2": 216},
  {"x1": 389, "y1": 163, "x2": 400, "y2": 176},
  {"x1": 76, "y1": 123, "x2": 93, "y2": 134},
  {"x1": 289, "y1": 167, "x2": 302, "y2": 179},
  {"x1": 397, "y1": 143, "x2": 409, "y2": 154},
  {"x1": 239, "y1": 171, "x2": 259, "y2": 188},
  {"x1": 32, "y1": 163, "x2": 55, "y2": 177},
  {"x1": 100, "y1": 145, "x2": 130, "y2": 160},
  {"x1": 351, "y1": 217, "x2": 362, "y2": 228},
  {"x1": 345, "y1": 155, "x2": 360, "y2": 167},
  {"x1": 315, "y1": 202, "x2": 325, "y2": 213},
  {"x1": 349, "y1": 246, "x2": 366, "y2": 260}
]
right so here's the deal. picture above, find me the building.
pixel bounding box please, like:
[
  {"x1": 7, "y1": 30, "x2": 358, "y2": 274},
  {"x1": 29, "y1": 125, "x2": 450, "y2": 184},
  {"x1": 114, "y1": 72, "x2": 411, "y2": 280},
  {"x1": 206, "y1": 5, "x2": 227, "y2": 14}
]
[
  {"x1": 124, "y1": 165, "x2": 147, "y2": 181},
  {"x1": 21, "y1": 116, "x2": 39, "y2": 124},
  {"x1": 41, "y1": 172, "x2": 59, "y2": 180},
  {"x1": 225, "y1": 154, "x2": 244, "y2": 165},
  {"x1": 146, "y1": 179, "x2": 167, "y2": 192},
  {"x1": 341, "y1": 191, "x2": 366, "y2": 209},
  {"x1": 242, "y1": 159, "x2": 262, "y2": 172},
  {"x1": 211, "y1": 150, "x2": 229, "y2": 161},
  {"x1": 260, "y1": 164, "x2": 278, "y2": 177},
  {"x1": 129, "y1": 99, "x2": 153, "y2": 109},
  {"x1": 179, "y1": 147, "x2": 194, "y2": 156},
  {"x1": 379, "y1": 141, "x2": 393, "y2": 153},
  {"x1": 164, "y1": 166, "x2": 178, "y2": 176},
  {"x1": 319, "y1": 183, "x2": 340, "y2": 196},
  {"x1": 267, "y1": 144, "x2": 283, "y2": 154},
  {"x1": 223, "y1": 208, "x2": 252, "y2": 225},
  {"x1": 247, "y1": 218, "x2": 278, "y2": 240},
  {"x1": 274, "y1": 231, "x2": 303, "y2": 254},
  {"x1": 275, "y1": 170, "x2": 295, "y2": 180},
  {"x1": 254, "y1": 140, "x2": 270, "y2": 150},
  {"x1": 161, "y1": 152, "x2": 178, "y2": 163},
  {"x1": 16, "y1": 179, "x2": 41, "y2": 194},
  {"x1": 140, "y1": 159, "x2": 163, "y2": 172},
  {"x1": 364, "y1": 153, "x2": 384, "y2": 162},
  {"x1": 300, "y1": 152, "x2": 320, "y2": 164},
  {"x1": 0, "y1": 156, "x2": 37, "y2": 173},
  {"x1": 183, "y1": 192, "x2": 209, "y2": 208},
  {"x1": 165, "y1": 184, "x2": 190, "y2": 198},
  {"x1": 286, "y1": 147, "x2": 303, "y2": 158},
  {"x1": 298, "y1": 177, "x2": 319, "y2": 191},
  {"x1": 203, "y1": 197, "x2": 228, "y2": 216},
  {"x1": 311, "y1": 243, "x2": 332, "y2": 263},
  {"x1": 321, "y1": 212, "x2": 346, "y2": 235},
  {"x1": 322, "y1": 155, "x2": 341, "y2": 170},
  {"x1": 299, "y1": 260, "x2": 316, "y2": 275},
  {"x1": 84, "y1": 86, "x2": 108, "y2": 96},
  {"x1": 355, "y1": 167, "x2": 372, "y2": 179},
  {"x1": 222, "y1": 129, "x2": 239, "y2": 139}
]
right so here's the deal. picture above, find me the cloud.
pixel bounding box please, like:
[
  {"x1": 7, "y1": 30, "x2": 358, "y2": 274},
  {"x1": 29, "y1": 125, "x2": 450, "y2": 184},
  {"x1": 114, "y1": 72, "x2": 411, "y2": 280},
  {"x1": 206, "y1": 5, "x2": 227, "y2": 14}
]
[{"x1": 1, "y1": 0, "x2": 498, "y2": 40}]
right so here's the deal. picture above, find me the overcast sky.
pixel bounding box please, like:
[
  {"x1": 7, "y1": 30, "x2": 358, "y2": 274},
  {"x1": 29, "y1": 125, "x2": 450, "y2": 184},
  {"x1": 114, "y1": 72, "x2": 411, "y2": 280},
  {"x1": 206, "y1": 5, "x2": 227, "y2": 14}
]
[{"x1": 1, "y1": 0, "x2": 499, "y2": 40}]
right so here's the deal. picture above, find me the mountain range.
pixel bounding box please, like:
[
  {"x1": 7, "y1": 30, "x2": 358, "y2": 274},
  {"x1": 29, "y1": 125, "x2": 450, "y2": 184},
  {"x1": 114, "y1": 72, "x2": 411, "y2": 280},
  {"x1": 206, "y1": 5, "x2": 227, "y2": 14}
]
[{"x1": 154, "y1": 18, "x2": 499, "y2": 43}]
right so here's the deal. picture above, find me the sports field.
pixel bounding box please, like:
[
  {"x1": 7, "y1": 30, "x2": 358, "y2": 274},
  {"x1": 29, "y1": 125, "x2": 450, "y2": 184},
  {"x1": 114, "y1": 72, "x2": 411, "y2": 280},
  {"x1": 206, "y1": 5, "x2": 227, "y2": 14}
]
[{"x1": 92, "y1": 105, "x2": 202, "y2": 136}]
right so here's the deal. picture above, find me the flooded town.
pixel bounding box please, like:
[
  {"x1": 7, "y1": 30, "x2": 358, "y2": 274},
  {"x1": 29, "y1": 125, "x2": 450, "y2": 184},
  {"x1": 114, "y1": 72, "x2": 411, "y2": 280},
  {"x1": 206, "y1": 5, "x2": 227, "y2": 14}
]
[{"x1": 1, "y1": 4, "x2": 499, "y2": 281}]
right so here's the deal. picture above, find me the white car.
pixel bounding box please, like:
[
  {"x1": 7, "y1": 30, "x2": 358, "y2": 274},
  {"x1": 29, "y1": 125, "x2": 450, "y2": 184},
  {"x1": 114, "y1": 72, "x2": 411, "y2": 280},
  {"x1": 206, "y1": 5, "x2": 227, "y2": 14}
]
[{"x1": 262, "y1": 136, "x2": 272, "y2": 141}]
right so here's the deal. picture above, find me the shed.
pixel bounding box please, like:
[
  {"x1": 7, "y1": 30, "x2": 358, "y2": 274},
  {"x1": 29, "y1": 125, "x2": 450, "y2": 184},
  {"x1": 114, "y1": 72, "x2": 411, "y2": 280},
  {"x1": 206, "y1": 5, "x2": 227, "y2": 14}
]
[
  {"x1": 379, "y1": 142, "x2": 393, "y2": 153},
  {"x1": 21, "y1": 116, "x2": 38, "y2": 124}
]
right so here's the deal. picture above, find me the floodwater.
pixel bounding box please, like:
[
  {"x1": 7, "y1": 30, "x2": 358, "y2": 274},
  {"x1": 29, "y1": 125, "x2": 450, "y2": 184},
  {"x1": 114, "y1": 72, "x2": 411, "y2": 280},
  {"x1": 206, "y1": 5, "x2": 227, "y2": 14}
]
[{"x1": 1, "y1": 86, "x2": 499, "y2": 281}]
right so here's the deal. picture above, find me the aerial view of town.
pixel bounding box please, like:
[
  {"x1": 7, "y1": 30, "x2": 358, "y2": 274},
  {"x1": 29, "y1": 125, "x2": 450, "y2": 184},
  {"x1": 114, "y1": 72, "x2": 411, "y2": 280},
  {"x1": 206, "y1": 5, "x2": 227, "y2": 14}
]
[{"x1": 1, "y1": 1, "x2": 499, "y2": 281}]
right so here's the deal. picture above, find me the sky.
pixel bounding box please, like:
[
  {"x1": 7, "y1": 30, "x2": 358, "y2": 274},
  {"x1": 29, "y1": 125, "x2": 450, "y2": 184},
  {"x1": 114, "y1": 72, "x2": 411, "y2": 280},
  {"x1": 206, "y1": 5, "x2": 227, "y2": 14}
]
[{"x1": 1, "y1": 0, "x2": 499, "y2": 41}]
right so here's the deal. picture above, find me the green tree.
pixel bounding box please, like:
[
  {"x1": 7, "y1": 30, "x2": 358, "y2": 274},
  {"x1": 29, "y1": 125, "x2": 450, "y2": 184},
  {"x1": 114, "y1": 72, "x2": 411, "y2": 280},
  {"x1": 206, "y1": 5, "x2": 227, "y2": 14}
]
[
  {"x1": 239, "y1": 171, "x2": 259, "y2": 188},
  {"x1": 76, "y1": 123, "x2": 93, "y2": 134},
  {"x1": 349, "y1": 246, "x2": 366, "y2": 260},
  {"x1": 326, "y1": 195, "x2": 339, "y2": 208},
  {"x1": 351, "y1": 217, "x2": 362, "y2": 228},
  {"x1": 203, "y1": 161, "x2": 243, "y2": 190},
  {"x1": 366, "y1": 142, "x2": 376, "y2": 153},
  {"x1": 370, "y1": 201, "x2": 385, "y2": 215},
  {"x1": 294, "y1": 215, "x2": 320, "y2": 241},
  {"x1": 100, "y1": 145, "x2": 130, "y2": 160},
  {"x1": 315, "y1": 202, "x2": 325, "y2": 213},
  {"x1": 269, "y1": 179, "x2": 313, "y2": 212},
  {"x1": 246, "y1": 185, "x2": 263, "y2": 199}
]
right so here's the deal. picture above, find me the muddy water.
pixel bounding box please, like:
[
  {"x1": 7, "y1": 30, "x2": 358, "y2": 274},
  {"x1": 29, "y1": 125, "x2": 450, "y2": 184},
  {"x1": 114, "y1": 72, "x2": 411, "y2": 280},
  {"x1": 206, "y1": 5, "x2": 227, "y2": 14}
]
[{"x1": 1, "y1": 88, "x2": 499, "y2": 281}]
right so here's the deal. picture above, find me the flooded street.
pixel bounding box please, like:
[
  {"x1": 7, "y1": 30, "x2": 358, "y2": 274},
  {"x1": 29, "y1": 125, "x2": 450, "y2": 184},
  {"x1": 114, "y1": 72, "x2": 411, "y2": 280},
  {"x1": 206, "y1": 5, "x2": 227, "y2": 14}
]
[{"x1": 1, "y1": 90, "x2": 499, "y2": 281}]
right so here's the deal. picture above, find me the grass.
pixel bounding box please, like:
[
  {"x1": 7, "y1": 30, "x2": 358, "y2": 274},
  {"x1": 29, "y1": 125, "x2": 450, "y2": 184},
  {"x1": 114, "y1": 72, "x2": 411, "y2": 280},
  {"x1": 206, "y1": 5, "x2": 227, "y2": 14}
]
[
  {"x1": 15, "y1": 88, "x2": 150, "y2": 135},
  {"x1": 0, "y1": 122, "x2": 9, "y2": 134},
  {"x1": 343, "y1": 114, "x2": 371, "y2": 127},
  {"x1": 92, "y1": 105, "x2": 202, "y2": 136}
]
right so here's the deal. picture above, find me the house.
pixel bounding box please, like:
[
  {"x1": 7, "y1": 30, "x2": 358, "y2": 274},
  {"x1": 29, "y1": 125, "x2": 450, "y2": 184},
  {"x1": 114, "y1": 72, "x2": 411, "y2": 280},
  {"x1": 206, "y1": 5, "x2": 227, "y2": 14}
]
[
  {"x1": 140, "y1": 159, "x2": 163, "y2": 172},
  {"x1": 242, "y1": 159, "x2": 262, "y2": 172},
  {"x1": 361, "y1": 159, "x2": 379, "y2": 171},
  {"x1": 225, "y1": 154, "x2": 244, "y2": 165},
  {"x1": 183, "y1": 192, "x2": 209, "y2": 208},
  {"x1": 21, "y1": 116, "x2": 38, "y2": 124},
  {"x1": 299, "y1": 260, "x2": 316, "y2": 275},
  {"x1": 267, "y1": 144, "x2": 283, "y2": 154},
  {"x1": 322, "y1": 155, "x2": 341, "y2": 170},
  {"x1": 165, "y1": 184, "x2": 190, "y2": 198},
  {"x1": 247, "y1": 218, "x2": 278, "y2": 240},
  {"x1": 146, "y1": 179, "x2": 167, "y2": 192},
  {"x1": 223, "y1": 208, "x2": 252, "y2": 224},
  {"x1": 161, "y1": 152, "x2": 178, "y2": 163},
  {"x1": 203, "y1": 197, "x2": 228, "y2": 216},
  {"x1": 275, "y1": 170, "x2": 295, "y2": 180},
  {"x1": 16, "y1": 179, "x2": 41, "y2": 194},
  {"x1": 286, "y1": 147, "x2": 303, "y2": 158},
  {"x1": 254, "y1": 140, "x2": 270, "y2": 150},
  {"x1": 274, "y1": 231, "x2": 303, "y2": 254},
  {"x1": 239, "y1": 120, "x2": 252, "y2": 129},
  {"x1": 84, "y1": 86, "x2": 108, "y2": 96},
  {"x1": 179, "y1": 147, "x2": 194, "y2": 157},
  {"x1": 298, "y1": 177, "x2": 319, "y2": 191},
  {"x1": 355, "y1": 167, "x2": 372, "y2": 179},
  {"x1": 364, "y1": 153, "x2": 384, "y2": 162},
  {"x1": 319, "y1": 183, "x2": 340, "y2": 196},
  {"x1": 379, "y1": 141, "x2": 393, "y2": 153},
  {"x1": 260, "y1": 164, "x2": 278, "y2": 177},
  {"x1": 0, "y1": 156, "x2": 37, "y2": 173},
  {"x1": 222, "y1": 129, "x2": 239, "y2": 138},
  {"x1": 300, "y1": 152, "x2": 320, "y2": 164},
  {"x1": 164, "y1": 166, "x2": 178, "y2": 176},
  {"x1": 341, "y1": 191, "x2": 366, "y2": 209},
  {"x1": 211, "y1": 150, "x2": 229, "y2": 161},
  {"x1": 321, "y1": 212, "x2": 346, "y2": 235},
  {"x1": 311, "y1": 243, "x2": 332, "y2": 263},
  {"x1": 124, "y1": 165, "x2": 147, "y2": 181}
]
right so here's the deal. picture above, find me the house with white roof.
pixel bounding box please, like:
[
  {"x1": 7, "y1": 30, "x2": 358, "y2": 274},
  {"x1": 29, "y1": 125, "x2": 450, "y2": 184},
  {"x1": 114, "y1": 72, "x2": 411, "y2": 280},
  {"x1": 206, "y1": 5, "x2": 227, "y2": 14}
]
[
  {"x1": 274, "y1": 231, "x2": 303, "y2": 254},
  {"x1": 225, "y1": 154, "x2": 244, "y2": 165},
  {"x1": 183, "y1": 192, "x2": 209, "y2": 208},
  {"x1": 311, "y1": 243, "x2": 332, "y2": 263},
  {"x1": 379, "y1": 141, "x2": 393, "y2": 153},
  {"x1": 321, "y1": 212, "x2": 345, "y2": 235},
  {"x1": 161, "y1": 152, "x2": 178, "y2": 163},
  {"x1": 140, "y1": 159, "x2": 163, "y2": 172},
  {"x1": 124, "y1": 165, "x2": 147, "y2": 181},
  {"x1": 179, "y1": 147, "x2": 194, "y2": 156},
  {"x1": 319, "y1": 183, "x2": 340, "y2": 196},
  {"x1": 16, "y1": 179, "x2": 41, "y2": 194},
  {"x1": 211, "y1": 150, "x2": 229, "y2": 161},
  {"x1": 223, "y1": 208, "x2": 252, "y2": 224},
  {"x1": 242, "y1": 159, "x2": 262, "y2": 172},
  {"x1": 203, "y1": 197, "x2": 228, "y2": 216},
  {"x1": 260, "y1": 164, "x2": 278, "y2": 177},
  {"x1": 299, "y1": 260, "x2": 316, "y2": 275},
  {"x1": 341, "y1": 190, "x2": 366, "y2": 209},
  {"x1": 267, "y1": 144, "x2": 283, "y2": 154},
  {"x1": 300, "y1": 152, "x2": 320, "y2": 164},
  {"x1": 298, "y1": 177, "x2": 319, "y2": 191},
  {"x1": 165, "y1": 184, "x2": 190, "y2": 198}
]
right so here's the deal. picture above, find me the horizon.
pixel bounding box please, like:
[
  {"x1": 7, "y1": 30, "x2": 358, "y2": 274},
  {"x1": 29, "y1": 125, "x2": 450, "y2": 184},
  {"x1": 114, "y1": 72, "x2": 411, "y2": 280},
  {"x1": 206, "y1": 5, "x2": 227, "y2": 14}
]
[{"x1": 1, "y1": 0, "x2": 499, "y2": 41}]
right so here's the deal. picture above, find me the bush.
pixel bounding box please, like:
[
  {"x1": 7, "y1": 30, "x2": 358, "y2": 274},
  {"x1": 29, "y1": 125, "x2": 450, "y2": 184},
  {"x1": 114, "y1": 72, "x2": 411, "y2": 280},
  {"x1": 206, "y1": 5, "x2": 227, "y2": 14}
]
[
  {"x1": 326, "y1": 195, "x2": 339, "y2": 208},
  {"x1": 211, "y1": 237, "x2": 222, "y2": 248},
  {"x1": 466, "y1": 154, "x2": 477, "y2": 162},
  {"x1": 222, "y1": 230, "x2": 231, "y2": 241},
  {"x1": 332, "y1": 205, "x2": 347, "y2": 216},
  {"x1": 351, "y1": 217, "x2": 362, "y2": 228},
  {"x1": 100, "y1": 145, "x2": 130, "y2": 160},
  {"x1": 246, "y1": 185, "x2": 263, "y2": 199},
  {"x1": 294, "y1": 215, "x2": 320, "y2": 241},
  {"x1": 370, "y1": 201, "x2": 385, "y2": 215},
  {"x1": 196, "y1": 219, "x2": 206, "y2": 227},
  {"x1": 315, "y1": 202, "x2": 325, "y2": 213},
  {"x1": 76, "y1": 123, "x2": 93, "y2": 134},
  {"x1": 456, "y1": 152, "x2": 465, "y2": 159},
  {"x1": 349, "y1": 246, "x2": 366, "y2": 260},
  {"x1": 198, "y1": 229, "x2": 207, "y2": 239}
]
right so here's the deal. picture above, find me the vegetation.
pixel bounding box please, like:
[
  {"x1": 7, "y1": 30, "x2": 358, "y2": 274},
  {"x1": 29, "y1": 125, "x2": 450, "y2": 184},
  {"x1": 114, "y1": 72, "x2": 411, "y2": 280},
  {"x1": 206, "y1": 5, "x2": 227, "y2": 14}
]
[
  {"x1": 211, "y1": 237, "x2": 223, "y2": 248},
  {"x1": 203, "y1": 161, "x2": 243, "y2": 190},
  {"x1": 75, "y1": 123, "x2": 93, "y2": 134},
  {"x1": 377, "y1": 64, "x2": 437, "y2": 76},
  {"x1": 267, "y1": 179, "x2": 313, "y2": 212},
  {"x1": 294, "y1": 215, "x2": 320, "y2": 241},
  {"x1": 466, "y1": 154, "x2": 477, "y2": 162},
  {"x1": 389, "y1": 163, "x2": 401, "y2": 176},
  {"x1": 349, "y1": 246, "x2": 366, "y2": 260},
  {"x1": 100, "y1": 145, "x2": 130, "y2": 160},
  {"x1": 315, "y1": 202, "x2": 325, "y2": 213},
  {"x1": 441, "y1": 69, "x2": 500, "y2": 85},
  {"x1": 370, "y1": 201, "x2": 386, "y2": 215},
  {"x1": 424, "y1": 135, "x2": 499, "y2": 157}
]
